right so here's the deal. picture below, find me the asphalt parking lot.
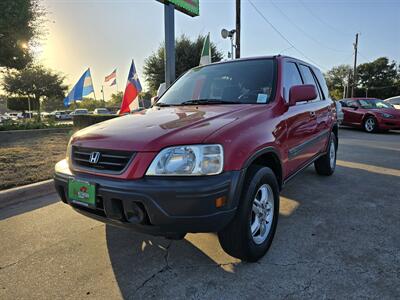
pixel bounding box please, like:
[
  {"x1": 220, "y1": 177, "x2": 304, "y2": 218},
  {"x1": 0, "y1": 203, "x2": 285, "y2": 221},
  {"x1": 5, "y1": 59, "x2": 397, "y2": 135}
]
[{"x1": 0, "y1": 128, "x2": 399, "y2": 299}]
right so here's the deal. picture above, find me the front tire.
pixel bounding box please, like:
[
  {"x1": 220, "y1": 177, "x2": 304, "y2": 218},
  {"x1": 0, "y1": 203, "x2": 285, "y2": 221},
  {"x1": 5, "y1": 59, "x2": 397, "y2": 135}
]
[
  {"x1": 364, "y1": 116, "x2": 378, "y2": 133},
  {"x1": 218, "y1": 166, "x2": 279, "y2": 262},
  {"x1": 314, "y1": 134, "x2": 337, "y2": 176}
]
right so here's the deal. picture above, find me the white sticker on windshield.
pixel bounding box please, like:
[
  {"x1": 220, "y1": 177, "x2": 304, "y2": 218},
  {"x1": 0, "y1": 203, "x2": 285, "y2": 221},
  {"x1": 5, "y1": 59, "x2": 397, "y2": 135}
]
[{"x1": 257, "y1": 93, "x2": 269, "y2": 103}]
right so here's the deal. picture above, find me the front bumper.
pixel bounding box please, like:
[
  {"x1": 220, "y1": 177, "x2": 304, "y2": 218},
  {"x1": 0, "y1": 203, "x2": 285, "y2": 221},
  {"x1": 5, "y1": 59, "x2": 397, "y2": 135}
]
[
  {"x1": 54, "y1": 163, "x2": 244, "y2": 236},
  {"x1": 378, "y1": 118, "x2": 400, "y2": 130}
]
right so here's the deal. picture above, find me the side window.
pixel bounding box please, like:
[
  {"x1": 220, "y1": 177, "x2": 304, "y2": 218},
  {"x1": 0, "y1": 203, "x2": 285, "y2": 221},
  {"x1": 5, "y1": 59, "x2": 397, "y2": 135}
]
[
  {"x1": 299, "y1": 65, "x2": 321, "y2": 100},
  {"x1": 283, "y1": 62, "x2": 303, "y2": 102},
  {"x1": 348, "y1": 100, "x2": 359, "y2": 108},
  {"x1": 340, "y1": 100, "x2": 347, "y2": 107}
]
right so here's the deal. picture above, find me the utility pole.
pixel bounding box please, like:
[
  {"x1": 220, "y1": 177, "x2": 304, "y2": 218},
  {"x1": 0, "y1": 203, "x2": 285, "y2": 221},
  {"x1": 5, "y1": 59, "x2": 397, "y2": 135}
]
[
  {"x1": 164, "y1": 3, "x2": 175, "y2": 88},
  {"x1": 235, "y1": 0, "x2": 241, "y2": 59},
  {"x1": 351, "y1": 33, "x2": 359, "y2": 98}
]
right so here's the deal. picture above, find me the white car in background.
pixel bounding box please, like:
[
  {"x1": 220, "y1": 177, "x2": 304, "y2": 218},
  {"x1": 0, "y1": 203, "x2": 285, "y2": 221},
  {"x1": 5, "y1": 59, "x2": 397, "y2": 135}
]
[
  {"x1": 384, "y1": 96, "x2": 400, "y2": 109},
  {"x1": 93, "y1": 108, "x2": 112, "y2": 115},
  {"x1": 6, "y1": 112, "x2": 23, "y2": 120},
  {"x1": 55, "y1": 111, "x2": 72, "y2": 120}
]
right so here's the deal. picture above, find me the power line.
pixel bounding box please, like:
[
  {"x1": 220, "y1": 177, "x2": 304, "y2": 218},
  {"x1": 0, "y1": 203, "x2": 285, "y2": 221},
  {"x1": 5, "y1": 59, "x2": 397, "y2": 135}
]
[
  {"x1": 247, "y1": 0, "x2": 327, "y2": 71},
  {"x1": 269, "y1": 0, "x2": 348, "y2": 53},
  {"x1": 298, "y1": 0, "x2": 351, "y2": 37}
]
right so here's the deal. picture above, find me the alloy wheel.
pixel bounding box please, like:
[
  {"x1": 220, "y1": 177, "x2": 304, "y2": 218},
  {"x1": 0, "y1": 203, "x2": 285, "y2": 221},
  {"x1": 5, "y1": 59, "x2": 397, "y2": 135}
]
[{"x1": 251, "y1": 184, "x2": 274, "y2": 245}]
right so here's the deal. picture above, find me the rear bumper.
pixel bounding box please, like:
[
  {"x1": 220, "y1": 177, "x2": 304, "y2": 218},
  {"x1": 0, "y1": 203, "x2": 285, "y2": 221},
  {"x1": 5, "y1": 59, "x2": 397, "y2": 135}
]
[{"x1": 54, "y1": 163, "x2": 244, "y2": 236}]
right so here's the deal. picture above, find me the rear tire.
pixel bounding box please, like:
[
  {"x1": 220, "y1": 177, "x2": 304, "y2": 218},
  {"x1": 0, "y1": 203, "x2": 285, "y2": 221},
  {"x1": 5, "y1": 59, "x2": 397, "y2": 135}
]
[
  {"x1": 363, "y1": 116, "x2": 378, "y2": 133},
  {"x1": 218, "y1": 166, "x2": 279, "y2": 262},
  {"x1": 314, "y1": 134, "x2": 337, "y2": 176}
]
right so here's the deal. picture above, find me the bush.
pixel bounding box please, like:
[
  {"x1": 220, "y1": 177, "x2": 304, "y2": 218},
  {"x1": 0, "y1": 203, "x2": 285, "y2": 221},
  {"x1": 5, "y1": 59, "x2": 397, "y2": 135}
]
[
  {"x1": 0, "y1": 119, "x2": 73, "y2": 131},
  {"x1": 73, "y1": 114, "x2": 118, "y2": 129}
]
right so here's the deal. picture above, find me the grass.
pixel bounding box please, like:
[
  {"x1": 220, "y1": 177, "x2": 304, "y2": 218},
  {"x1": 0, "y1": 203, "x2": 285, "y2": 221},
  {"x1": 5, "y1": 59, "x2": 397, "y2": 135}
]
[{"x1": 0, "y1": 130, "x2": 72, "y2": 190}]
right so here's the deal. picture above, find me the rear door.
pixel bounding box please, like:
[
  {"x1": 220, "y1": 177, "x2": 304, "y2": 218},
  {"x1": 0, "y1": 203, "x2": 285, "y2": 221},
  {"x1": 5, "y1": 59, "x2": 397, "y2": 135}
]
[
  {"x1": 283, "y1": 61, "x2": 318, "y2": 175},
  {"x1": 299, "y1": 65, "x2": 331, "y2": 154}
]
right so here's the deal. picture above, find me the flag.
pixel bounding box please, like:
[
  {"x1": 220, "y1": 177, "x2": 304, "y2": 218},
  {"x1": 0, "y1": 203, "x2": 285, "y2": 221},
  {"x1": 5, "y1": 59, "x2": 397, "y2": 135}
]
[
  {"x1": 105, "y1": 69, "x2": 116, "y2": 82},
  {"x1": 64, "y1": 68, "x2": 94, "y2": 107},
  {"x1": 119, "y1": 60, "x2": 142, "y2": 114},
  {"x1": 199, "y1": 33, "x2": 211, "y2": 65},
  {"x1": 110, "y1": 78, "x2": 117, "y2": 86}
]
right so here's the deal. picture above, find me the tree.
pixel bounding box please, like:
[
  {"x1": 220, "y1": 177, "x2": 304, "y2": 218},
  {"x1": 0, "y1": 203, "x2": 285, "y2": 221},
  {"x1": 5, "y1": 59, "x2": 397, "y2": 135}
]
[
  {"x1": 0, "y1": 0, "x2": 44, "y2": 69},
  {"x1": 324, "y1": 65, "x2": 352, "y2": 100},
  {"x1": 108, "y1": 91, "x2": 123, "y2": 107},
  {"x1": 68, "y1": 98, "x2": 105, "y2": 111},
  {"x1": 7, "y1": 96, "x2": 39, "y2": 111},
  {"x1": 356, "y1": 57, "x2": 399, "y2": 99},
  {"x1": 143, "y1": 35, "x2": 224, "y2": 95},
  {"x1": 2, "y1": 64, "x2": 67, "y2": 119}
]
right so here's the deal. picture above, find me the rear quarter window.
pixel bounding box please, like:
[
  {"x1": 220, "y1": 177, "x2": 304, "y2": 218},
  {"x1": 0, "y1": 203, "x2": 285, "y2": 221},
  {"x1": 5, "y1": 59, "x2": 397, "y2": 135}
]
[{"x1": 313, "y1": 68, "x2": 330, "y2": 100}]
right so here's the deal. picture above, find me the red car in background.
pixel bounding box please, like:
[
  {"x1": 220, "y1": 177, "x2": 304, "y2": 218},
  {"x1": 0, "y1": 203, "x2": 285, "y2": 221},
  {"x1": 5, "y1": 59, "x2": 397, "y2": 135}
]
[{"x1": 339, "y1": 98, "x2": 400, "y2": 133}]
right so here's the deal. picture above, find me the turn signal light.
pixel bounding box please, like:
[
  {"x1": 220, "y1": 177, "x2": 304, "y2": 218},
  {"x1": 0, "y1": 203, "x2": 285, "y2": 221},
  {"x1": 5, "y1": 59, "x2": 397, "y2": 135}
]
[{"x1": 215, "y1": 196, "x2": 227, "y2": 208}]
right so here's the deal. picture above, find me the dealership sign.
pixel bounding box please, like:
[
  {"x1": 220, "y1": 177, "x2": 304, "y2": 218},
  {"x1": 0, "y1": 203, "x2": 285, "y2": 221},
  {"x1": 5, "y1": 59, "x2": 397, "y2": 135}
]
[{"x1": 156, "y1": 0, "x2": 199, "y2": 17}]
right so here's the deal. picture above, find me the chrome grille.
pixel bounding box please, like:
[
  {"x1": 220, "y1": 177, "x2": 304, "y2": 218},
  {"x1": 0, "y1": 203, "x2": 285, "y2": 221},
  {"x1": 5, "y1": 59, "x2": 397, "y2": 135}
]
[{"x1": 72, "y1": 146, "x2": 134, "y2": 173}]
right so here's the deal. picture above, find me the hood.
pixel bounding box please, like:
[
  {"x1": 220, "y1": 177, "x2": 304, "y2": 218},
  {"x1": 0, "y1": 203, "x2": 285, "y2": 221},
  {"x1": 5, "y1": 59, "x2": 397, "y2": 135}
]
[
  {"x1": 372, "y1": 108, "x2": 400, "y2": 117},
  {"x1": 72, "y1": 105, "x2": 250, "y2": 151}
]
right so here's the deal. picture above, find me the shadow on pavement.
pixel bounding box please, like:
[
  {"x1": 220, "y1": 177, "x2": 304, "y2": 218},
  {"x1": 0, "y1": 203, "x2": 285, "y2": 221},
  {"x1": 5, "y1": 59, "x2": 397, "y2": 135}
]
[{"x1": 0, "y1": 193, "x2": 58, "y2": 221}]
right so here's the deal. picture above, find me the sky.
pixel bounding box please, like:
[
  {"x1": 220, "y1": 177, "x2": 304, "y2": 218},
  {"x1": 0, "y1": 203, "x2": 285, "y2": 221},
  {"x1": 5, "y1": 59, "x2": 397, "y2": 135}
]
[{"x1": 36, "y1": 0, "x2": 400, "y2": 100}]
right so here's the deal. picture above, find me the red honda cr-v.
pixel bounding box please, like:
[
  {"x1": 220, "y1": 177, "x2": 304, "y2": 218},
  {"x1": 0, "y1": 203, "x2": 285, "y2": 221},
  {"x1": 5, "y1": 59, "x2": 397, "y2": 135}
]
[{"x1": 55, "y1": 56, "x2": 338, "y2": 261}]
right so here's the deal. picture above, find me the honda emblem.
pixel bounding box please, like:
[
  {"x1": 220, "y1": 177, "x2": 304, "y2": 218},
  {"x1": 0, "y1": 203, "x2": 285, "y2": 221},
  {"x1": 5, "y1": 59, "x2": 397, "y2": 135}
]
[{"x1": 89, "y1": 152, "x2": 101, "y2": 164}]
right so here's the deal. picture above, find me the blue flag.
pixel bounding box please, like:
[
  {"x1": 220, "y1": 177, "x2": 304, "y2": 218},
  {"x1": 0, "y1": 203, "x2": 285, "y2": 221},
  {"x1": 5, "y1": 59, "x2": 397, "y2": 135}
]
[{"x1": 64, "y1": 68, "x2": 95, "y2": 107}]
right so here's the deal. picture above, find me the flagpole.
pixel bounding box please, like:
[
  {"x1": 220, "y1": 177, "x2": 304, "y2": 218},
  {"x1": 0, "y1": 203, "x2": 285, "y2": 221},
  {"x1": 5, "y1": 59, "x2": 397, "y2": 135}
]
[{"x1": 89, "y1": 68, "x2": 97, "y2": 101}]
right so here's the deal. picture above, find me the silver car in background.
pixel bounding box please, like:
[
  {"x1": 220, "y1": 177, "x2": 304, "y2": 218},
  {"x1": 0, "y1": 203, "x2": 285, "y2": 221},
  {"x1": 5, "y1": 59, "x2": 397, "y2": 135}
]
[
  {"x1": 384, "y1": 96, "x2": 400, "y2": 109},
  {"x1": 335, "y1": 101, "x2": 344, "y2": 124}
]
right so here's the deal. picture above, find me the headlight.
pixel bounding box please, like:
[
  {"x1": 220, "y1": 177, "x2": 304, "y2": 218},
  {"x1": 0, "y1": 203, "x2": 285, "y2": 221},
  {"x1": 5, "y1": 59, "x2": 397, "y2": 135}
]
[
  {"x1": 381, "y1": 113, "x2": 394, "y2": 119},
  {"x1": 146, "y1": 145, "x2": 224, "y2": 176}
]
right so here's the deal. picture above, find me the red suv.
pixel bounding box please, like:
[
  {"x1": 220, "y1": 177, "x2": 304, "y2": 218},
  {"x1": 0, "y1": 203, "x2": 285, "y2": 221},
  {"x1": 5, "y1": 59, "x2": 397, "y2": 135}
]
[
  {"x1": 55, "y1": 56, "x2": 338, "y2": 261},
  {"x1": 339, "y1": 98, "x2": 400, "y2": 132}
]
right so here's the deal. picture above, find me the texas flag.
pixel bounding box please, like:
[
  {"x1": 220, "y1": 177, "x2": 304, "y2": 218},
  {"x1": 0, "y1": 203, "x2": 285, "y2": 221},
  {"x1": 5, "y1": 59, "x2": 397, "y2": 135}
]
[{"x1": 119, "y1": 60, "x2": 142, "y2": 114}]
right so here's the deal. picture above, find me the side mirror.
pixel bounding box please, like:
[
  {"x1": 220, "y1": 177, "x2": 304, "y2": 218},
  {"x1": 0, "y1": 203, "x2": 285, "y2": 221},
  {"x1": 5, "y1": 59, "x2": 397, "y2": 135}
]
[{"x1": 289, "y1": 84, "x2": 317, "y2": 106}]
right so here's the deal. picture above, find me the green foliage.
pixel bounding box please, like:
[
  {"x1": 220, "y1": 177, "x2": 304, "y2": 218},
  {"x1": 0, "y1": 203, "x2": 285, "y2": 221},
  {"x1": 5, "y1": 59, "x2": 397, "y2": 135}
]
[
  {"x1": 2, "y1": 64, "x2": 67, "y2": 117},
  {"x1": 6, "y1": 96, "x2": 39, "y2": 111},
  {"x1": 73, "y1": 114, "x2": 118, "y2": 130},
  {"x1": 68, "y1": 98, "x2": 106, "y2": 111},
  {"x1": 356, "y1": 57, "x2": 399, "y2": 99},
  {"x1": 325, "y1": 65, "x2": 352, "y2": 100},
  {"x1": 0, "y1": 0, "x2": 44, "y2": 69},
  {"x1": 42, "y1": 96, "x2": 67, "y2": 112},
  {"x1": 325, "y1": 57, "x2": 400, "y2": 100},
  {"x1": 108, "y1": 91, "x2": 123, "y2": 107},
  {"x1": 143, "y1": 34, "x2": 224, "y2": 95},
  {"x1": 0, "y1": 119, "x2": 72, "y2": 131}
]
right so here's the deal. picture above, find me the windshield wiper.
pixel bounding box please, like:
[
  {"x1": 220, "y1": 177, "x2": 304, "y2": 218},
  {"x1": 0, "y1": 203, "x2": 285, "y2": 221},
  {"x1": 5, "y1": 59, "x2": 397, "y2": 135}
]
[
  {"x1": 154, "y1": 102, "x2": 172, "y2": 107},
  {"x1": 180, "y1": 99, "x2": 239, "y2": 105}
]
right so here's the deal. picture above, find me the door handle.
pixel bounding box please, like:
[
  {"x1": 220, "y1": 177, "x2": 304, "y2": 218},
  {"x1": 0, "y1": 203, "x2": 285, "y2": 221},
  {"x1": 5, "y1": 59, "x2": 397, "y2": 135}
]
[{"x1": 309, "y1": 111, "x2": 316, "y2": 118}]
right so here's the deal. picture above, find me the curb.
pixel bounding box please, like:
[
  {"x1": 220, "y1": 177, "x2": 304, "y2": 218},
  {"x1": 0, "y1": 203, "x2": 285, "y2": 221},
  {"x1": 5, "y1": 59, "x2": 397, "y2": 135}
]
[{"x1": 0, "y1": 179, "x2": 56, "y2": 208}]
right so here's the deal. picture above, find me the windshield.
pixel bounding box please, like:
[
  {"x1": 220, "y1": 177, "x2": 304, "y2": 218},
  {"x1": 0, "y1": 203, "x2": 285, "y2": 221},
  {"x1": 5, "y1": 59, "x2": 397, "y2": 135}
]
[
  {"x1": 157, "y1": 59, "x2": 276, "y2": 106},
  {"x1": 359, "y1": 99, "x2": 393, "y2": 109}
]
